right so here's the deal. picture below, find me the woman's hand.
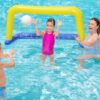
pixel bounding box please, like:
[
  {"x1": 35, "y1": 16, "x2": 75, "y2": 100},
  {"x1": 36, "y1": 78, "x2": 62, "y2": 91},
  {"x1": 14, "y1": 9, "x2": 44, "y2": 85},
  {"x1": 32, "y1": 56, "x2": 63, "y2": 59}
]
[{"x1": 75, "y1": 36, "x2": 81, "y2": 42}]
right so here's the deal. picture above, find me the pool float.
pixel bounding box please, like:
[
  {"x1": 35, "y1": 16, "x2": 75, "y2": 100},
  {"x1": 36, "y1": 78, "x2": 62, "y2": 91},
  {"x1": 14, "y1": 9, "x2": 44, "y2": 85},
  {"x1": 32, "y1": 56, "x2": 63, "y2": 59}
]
[{"x1": 5, "y1": 5, "x2": 85, "y2": 45}]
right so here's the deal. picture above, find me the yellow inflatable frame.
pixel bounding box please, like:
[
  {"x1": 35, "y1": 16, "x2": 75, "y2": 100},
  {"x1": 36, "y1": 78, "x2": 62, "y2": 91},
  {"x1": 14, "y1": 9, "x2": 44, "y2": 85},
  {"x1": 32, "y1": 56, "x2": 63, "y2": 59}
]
[{"x1": 6, "y1": 5, "x2": 85, "y2": 41}]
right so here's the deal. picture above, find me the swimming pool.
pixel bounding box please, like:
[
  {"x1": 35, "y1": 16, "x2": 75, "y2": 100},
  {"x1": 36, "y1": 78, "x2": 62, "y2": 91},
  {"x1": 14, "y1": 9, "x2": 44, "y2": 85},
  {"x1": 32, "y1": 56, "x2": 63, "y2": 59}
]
[
  {"x1": 0, "y1": 0, "x2": 100, "y2": 100},
  {"x1": 3, "y1": 39, "x2": 100, "y2": 100}
]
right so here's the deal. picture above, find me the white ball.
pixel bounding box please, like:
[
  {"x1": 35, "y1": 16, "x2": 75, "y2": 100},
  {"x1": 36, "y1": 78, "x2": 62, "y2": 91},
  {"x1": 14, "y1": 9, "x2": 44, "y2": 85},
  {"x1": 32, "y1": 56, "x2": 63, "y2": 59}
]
[{"x1": 21, "y1": 15, "x2": 33, "y2": 26}]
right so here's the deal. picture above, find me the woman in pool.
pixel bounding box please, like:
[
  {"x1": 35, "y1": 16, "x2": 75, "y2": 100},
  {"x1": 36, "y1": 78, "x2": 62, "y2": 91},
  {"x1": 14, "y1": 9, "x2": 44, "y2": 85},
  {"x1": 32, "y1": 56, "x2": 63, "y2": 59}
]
[
  {"x1": 33, "y1": 18, "x2": 63, "y2": 69},
  {"x1": 76, "y1": 18, "x2": 100, "y2": 70},
  {"x1": 0, "y1": 43, "x2": 15, "y2": 100}
]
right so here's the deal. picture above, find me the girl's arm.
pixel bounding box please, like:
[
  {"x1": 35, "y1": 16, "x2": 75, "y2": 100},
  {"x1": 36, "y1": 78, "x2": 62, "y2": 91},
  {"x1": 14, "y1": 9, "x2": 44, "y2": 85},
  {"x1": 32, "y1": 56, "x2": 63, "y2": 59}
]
[
  {"x1": 54, "y1": 20, "x2": 63, "y2": 36},
  {"x1": 33, "y1": 20, "x2": 44, "y2": 36},
  {"x1": 0, "y1": 53, "x2": 9, "y2": 58},
  {"x1": 0, "y1": 46, "x2": 9, "y2": 58},
  {"x1": 0, "y1": 55, "x2": 15, "y2": 68},
  {"x1": 0, "y1": 50, "x2": 15, "y2": 58}
]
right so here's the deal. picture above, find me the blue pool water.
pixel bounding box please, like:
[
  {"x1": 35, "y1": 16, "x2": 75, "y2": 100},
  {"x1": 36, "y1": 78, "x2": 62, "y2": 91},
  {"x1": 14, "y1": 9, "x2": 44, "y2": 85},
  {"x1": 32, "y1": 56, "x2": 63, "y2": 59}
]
[
  {"x1": 2, "y1": 39, "x2": 100, "y2": 100},
  {"x1": 0, "y1": 0, "x2": 100, "y2": 100}
]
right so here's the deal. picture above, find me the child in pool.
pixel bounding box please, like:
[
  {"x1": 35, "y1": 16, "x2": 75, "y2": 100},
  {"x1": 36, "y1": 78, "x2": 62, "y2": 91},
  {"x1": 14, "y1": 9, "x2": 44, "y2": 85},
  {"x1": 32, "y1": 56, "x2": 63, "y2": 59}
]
[
  {"x1": 33, "y1": 18, "x2": 63, "y2": 69},
  {"x1": 0, "y1": 43, "x2": 15, "y2": 100}
]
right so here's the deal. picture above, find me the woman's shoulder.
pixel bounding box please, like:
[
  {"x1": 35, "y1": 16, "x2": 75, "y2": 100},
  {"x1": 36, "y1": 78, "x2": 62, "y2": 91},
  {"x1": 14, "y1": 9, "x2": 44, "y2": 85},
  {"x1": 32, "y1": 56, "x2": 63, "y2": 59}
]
[{"x1": 93, "y1": 34, "x2": 99, "y2": 38}]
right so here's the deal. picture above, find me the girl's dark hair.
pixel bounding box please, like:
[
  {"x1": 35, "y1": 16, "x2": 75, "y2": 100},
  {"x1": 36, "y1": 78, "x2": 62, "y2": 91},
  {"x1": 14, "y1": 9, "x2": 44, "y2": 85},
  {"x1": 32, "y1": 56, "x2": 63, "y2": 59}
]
[
  {"x1": 47, "y1": 18, "x2": 55, "y2": 26},
  {"x1": 90, "y1": 17, "x2": 100, "y2": 35}
]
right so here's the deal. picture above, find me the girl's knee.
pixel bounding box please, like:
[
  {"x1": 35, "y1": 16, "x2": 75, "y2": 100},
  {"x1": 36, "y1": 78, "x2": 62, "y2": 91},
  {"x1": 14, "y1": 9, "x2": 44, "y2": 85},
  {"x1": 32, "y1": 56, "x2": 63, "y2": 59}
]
[{"x1": 50, "y1": 54, "x2": 54, "y2": 59}]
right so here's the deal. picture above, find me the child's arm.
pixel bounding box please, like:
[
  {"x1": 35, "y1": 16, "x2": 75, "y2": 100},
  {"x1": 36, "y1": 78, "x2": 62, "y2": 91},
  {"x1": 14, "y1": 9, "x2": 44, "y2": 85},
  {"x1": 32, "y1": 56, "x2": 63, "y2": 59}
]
[
  {"x1": 0, "y1": 46, "x2": 9, "y2": 58},
  {"x1": 0, "y1": 45, "x2": 8, "y2": 58},
  {"x1": 54, "y1": 20, "x2": 63, "y2": 36},
  {"x1": 0, "y1": 55, "x2": 15, "y2": 68},
  {"x1": 0, "y1": 53, "x2": 9, "y2": 58},
  {"x1": 33, "y1": 20, "x2": 44, "y2": 36},
  {"x1": 0, "y1": 50, "x2": 15, "y2": 58}
]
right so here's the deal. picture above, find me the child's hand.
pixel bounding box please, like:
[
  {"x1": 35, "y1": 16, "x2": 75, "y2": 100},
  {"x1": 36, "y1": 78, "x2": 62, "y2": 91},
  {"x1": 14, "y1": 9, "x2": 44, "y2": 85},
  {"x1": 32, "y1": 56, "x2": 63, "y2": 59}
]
[
  {"x1": 9, "y1": 50, "x2": 16, "y2": 56},
  {"x1": 9, "y1": 53, "x2": 13, "y2": 58},
  {"x1": 33, "y1": 19, "x2": 38, "y2": 25},
  {"x1": 58, "y1": 20, "x2": 63, "y2": 26}
]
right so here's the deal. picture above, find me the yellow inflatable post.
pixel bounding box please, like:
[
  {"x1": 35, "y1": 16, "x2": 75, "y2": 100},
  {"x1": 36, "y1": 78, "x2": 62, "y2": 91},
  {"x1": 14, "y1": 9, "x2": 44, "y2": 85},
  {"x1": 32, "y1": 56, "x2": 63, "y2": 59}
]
[{"x1": 6, "y1": 5, "x2": 85, "y2": 41}]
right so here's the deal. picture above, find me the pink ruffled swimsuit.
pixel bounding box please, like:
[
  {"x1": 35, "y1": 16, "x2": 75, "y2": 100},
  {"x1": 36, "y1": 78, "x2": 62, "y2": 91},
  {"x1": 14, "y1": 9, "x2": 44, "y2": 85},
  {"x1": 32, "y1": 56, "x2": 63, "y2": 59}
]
[{"x1": 42, "y1": 31, "x2": 55, "y2": 55}]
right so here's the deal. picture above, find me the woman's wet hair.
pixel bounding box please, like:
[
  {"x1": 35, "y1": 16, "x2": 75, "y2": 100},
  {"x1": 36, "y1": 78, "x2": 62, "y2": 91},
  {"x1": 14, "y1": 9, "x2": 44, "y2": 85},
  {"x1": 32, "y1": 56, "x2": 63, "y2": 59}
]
[
  {"x1": 90, "y1": 18, "x2": 100, "y2": 35},
  {"x1": 47, "y1": 18, "x2": 55, "y2": 26}
]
